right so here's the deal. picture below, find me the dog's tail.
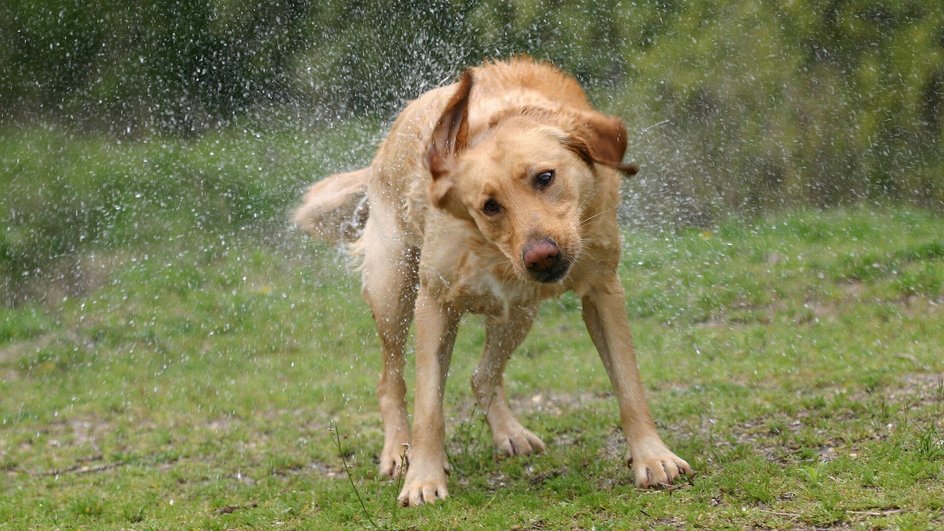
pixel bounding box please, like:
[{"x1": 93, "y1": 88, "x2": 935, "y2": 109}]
[{"x1": 292, "y1": 168, "x2": 369, "y2": 245}]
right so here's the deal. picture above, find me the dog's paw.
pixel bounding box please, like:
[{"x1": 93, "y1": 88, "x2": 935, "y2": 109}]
[
  {"x1": 628, "y1": 439, "x2": 692, "y2": 488},
  {"x1": 397, "y1": 466, "x2": 449, "y2": 507},
  {"x1": 378, "y1": 434, "x2": 411, "y2": 478},
  {"x1": 494, "y1": 425, "x2": 546, "y2": 457},
  {"x1": 378, "y1": 444, "x2": 407, "y2": 478}
]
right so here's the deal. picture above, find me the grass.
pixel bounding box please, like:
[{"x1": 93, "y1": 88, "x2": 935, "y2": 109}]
[{"x1": 1, "y1": 128, "x2": 944, "y2": 528}]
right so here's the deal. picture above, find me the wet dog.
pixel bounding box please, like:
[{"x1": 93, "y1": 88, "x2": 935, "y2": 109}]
[{"x1": 294, "y1": 57, "x2": 691, "y2": 506}]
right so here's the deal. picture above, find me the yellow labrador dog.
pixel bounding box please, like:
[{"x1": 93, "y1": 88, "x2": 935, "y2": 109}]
[{"x1": 294, "y1": 57, "x2": 691, "y2": 506}]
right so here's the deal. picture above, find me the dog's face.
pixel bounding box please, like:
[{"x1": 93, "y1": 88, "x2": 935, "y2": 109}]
[
  {"x1": 427, "y1": 72, "x2": 633, "y2": 284},
  {"x1": 439, "y1": 120, "x2": 594, "y2": 283}
]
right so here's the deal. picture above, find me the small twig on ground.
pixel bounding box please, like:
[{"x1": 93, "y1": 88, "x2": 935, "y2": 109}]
[
  {"x1": 37, "y1": 462, "x2": 124, "y2": 477},
  {"x1": 758, "y1": 509, "x2": 801, "y2": 520},
  {"x1": 470, "y1": 399, "x2": 492, "y2": 462},
  {"x1": 849, "y1": 508, "x2": 904, "y2": 517},
  {"x1": 331, "y1": 423, "x2": 379, "y2": 529},
  {"x1": 216, "y1": 502, "x2": 258, "y2": 515},
  {"x1": 657, "y1": 480, "x2": 690, "y2": 492},
  {"x1": 391, "y1": 443, "x2": 408, "y2": 525}
]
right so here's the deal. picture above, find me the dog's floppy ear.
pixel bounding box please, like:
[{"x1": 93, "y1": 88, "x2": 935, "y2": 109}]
[
  {"x1": 565, "y1": 112, "x2": 638, "y2": 177},
  {"x1": 427, "y1": 71, "x2": 473, "y2": 209}
]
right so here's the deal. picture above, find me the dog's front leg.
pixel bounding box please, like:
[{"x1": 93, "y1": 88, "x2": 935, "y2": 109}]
[
  {"x1": 397, "y1": 288, "x2": 460, "y2": 507},
  {"x1": 581, "y1": 274, "x2": 692, "y2": 488}
]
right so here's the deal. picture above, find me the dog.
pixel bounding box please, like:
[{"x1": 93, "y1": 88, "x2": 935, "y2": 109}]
[{"x1": 294, "y1": 57, "x2": 691, "y2": 506}]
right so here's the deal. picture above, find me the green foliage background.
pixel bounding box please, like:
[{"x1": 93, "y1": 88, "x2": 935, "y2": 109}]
[{"x1": 2, "y1": 0, "x2": 943, "y2": 236}]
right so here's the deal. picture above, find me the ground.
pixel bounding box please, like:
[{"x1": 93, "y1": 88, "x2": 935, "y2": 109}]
[{"x1": 1, "y1": 133, "x2": 943, "y2": 528}]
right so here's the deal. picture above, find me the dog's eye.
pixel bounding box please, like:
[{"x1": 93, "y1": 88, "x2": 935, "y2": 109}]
[
  {"x1": 535, "y1": 170, "x2": 555, "y2": 189},
  {"x1": 482, "y1": 198, "x2": 502, "y2": 215}
]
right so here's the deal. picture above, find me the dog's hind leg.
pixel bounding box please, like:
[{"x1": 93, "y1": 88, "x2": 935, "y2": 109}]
[
  {"x1": 360, "y1": 219, "x2": 419, "y2": 477},
  {"x1": 471, "y1": 307, "x2": 546, "y2": 457}
]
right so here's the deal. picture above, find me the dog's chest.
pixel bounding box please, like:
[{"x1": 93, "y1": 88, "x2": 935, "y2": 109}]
[
  {"x1": 467, "y1": 270, "x2": 533, "y2": 315},
  {"x1": 427, "y1": 252, "x2": 566, "y2": 317}
]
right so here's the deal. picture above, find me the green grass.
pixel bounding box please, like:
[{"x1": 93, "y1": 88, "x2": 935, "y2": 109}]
[{"x1": 2, "y1": 130, "x2": 944, "y2": 528}]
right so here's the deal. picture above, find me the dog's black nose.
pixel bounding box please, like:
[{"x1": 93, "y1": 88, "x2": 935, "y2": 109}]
[{"x1": 523, "y1": 238, "x2": 569, "y2": 282}]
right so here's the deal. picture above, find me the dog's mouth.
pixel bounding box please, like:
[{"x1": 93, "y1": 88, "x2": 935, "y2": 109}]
[
  {"x1": 527, "y1": 258, "x2": 572, "y2": 283},
  {"x1": 521, "y1": 238, "x2": 573, "y2": 284}
]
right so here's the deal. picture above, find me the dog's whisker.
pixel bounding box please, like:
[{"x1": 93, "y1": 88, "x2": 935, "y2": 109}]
[{"x1": 580, "y1": 208, "x2": 614, "y2": 227}]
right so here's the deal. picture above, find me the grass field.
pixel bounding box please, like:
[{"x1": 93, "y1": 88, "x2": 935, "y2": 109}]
[{"x1": 2, "y1": 129, "x2": 943, "y2": 529}]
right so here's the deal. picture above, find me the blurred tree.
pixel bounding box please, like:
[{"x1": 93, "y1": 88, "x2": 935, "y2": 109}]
[
  {"x1": 296, "y1": 0, "x2": 482, "y2": 115},
  {"x1": 1, "y1": 0, "x2": 315, "y2": 133},
  {"x1": 0, "y1": 0, "x2": 941, "y2": 212}
]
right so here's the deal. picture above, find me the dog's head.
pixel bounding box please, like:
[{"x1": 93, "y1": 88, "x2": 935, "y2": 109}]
[{"x1": 426, "y1": 71, "x2": 636, "y2": 284}]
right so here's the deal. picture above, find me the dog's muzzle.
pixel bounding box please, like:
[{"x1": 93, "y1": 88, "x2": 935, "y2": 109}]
[{"x1": 522, "y1": 238, "x2": 571, "y2": 283}]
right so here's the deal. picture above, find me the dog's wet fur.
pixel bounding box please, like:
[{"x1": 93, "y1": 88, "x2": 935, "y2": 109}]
[{"x1": 294, "y1": 57, "x2": 691, "y2": 506}]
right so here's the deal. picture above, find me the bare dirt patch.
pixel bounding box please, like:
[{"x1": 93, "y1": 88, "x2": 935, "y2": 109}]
[
  {"x1": 310, "y1": 460, "x2": 344, "y2": 479},
  {"x1": 30, "y1": 415, "x2": 114, "y2": 456},
  {"x1": 0, "y1": 330, "x2": 82, "y2": 364},
  {"x1": 448, "y1": 371, "x2": 944, "y2": 471},
  {"x1": 892, "y1": 372, "x2": 944, "y2": 407},
  {"x1": 4, "y1": 252, "x2": 126, "y2": 307},
  {"x1": 705, "y1": 371, "x2": 944, "y2": 465},
  {"x1": 509, "y1": 390, "x2": 612, "y2": 417}
]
